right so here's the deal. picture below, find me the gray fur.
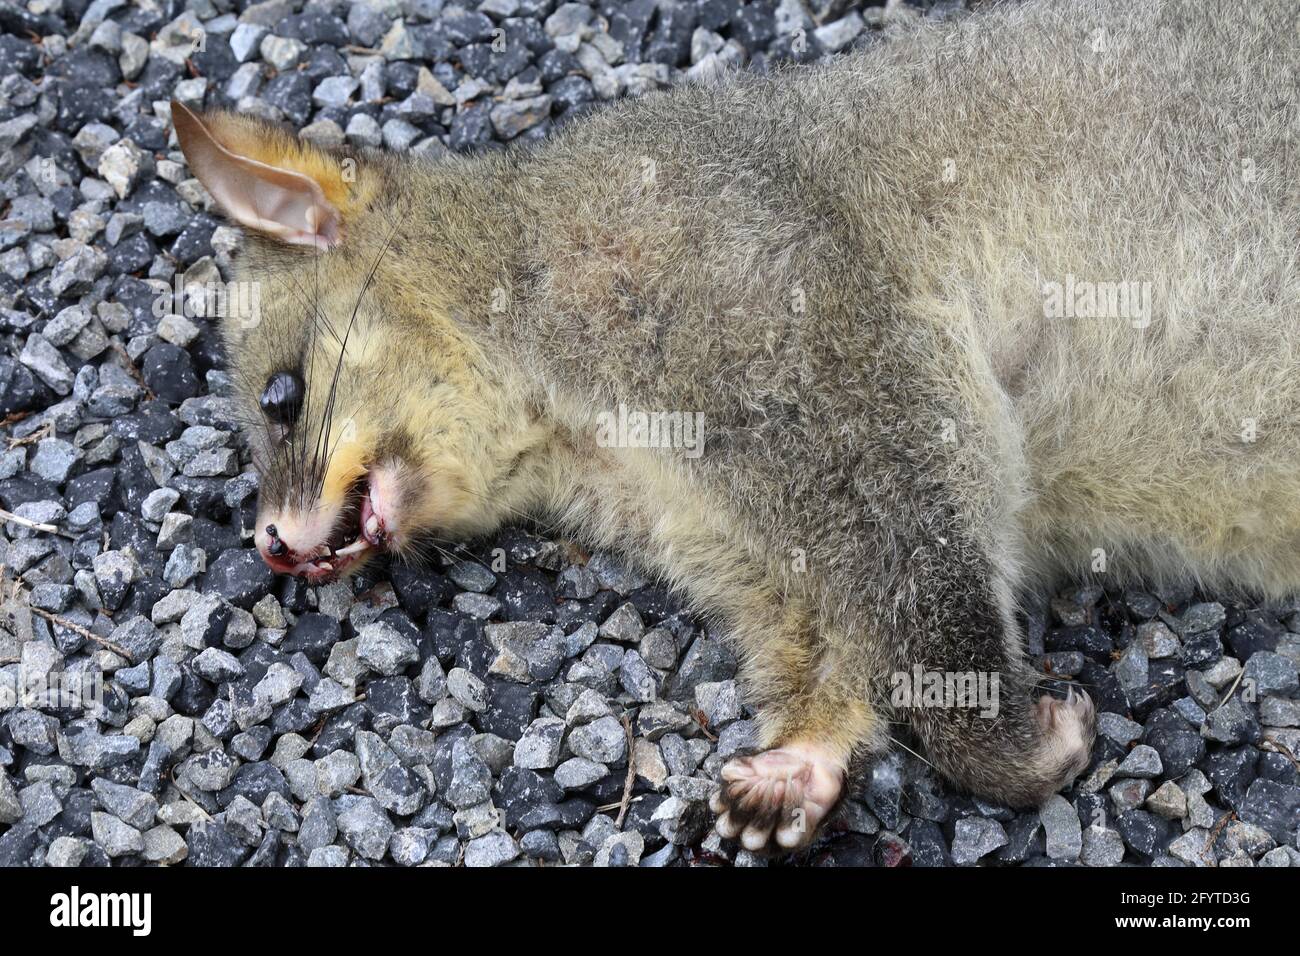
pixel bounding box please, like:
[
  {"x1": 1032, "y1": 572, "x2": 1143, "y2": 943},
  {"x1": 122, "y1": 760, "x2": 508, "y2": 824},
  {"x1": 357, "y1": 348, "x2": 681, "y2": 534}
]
[{"x1": 199, "y1": 0, "x2": 1297, "y2": 848}]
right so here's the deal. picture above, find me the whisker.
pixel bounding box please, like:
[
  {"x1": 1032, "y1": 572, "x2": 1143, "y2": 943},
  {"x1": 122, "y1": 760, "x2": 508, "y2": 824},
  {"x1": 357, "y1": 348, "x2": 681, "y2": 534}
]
[{"x1": 311, "y1": 211, "x2": 403, "y2": 502}]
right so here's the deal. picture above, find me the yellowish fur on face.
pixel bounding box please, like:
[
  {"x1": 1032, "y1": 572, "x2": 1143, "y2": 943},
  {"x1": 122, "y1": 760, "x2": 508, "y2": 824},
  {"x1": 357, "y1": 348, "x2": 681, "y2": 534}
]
[
  {"x1": 170, "y1": 100, "x2": 562, "y2": 577},
  {"x1": 223, "y1": 223, "x2": 549, "y2": 578}
]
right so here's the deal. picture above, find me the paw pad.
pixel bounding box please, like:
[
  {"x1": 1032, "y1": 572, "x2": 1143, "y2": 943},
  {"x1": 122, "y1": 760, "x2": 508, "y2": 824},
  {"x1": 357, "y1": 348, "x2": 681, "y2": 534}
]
[{"x1": 709, "y1": 744, "x2": 844, "y2": 852}]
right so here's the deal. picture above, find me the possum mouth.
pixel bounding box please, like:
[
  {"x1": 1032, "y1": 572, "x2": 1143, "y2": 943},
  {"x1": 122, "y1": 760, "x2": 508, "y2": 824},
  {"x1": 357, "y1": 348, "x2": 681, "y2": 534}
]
[{"x1": 288, "y1": 476, "x2": 389, "y2": 581}]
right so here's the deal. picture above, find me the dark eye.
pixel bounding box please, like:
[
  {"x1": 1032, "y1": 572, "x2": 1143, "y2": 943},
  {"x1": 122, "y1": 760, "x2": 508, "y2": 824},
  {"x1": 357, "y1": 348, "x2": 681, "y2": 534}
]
[{"x1": 260, "y1": 371, "x2": 303, "y2": 425}]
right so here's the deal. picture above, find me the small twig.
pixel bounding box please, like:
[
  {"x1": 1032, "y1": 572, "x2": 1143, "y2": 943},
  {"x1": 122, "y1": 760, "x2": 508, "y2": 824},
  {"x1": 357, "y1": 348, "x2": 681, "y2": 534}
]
[
  {"x1": 307, "y1": 716, "x2": 329, "y2": 744},
  {"x1": 169, "y1": 768, "x2": 214, "y2": 822},
  {"x1": 1261, "y1": 738, "x2": 1300, "y2": 773},
  {"x1": 598, "y1": 796, "x2": 641, "y2": 813},
  {"x1": 1218, "y1": 667, "x2": 1246, "y2": 708},
  {"x1": 615, "y1": 713, "x2": 637, "y2": 829},
  {"x1": 0, "y1": 506, "x2": 58, "y2": 533},
  {"x1": 1203, "y1": 810, "x2": 1236, "y2": 866},
  {"x1": 29, "y1": 606, "x2": 132, "y2": 660},
  {"x1": 0, "y1": 506, "x2": 75, "y2": 539},
  {"x1": 112, "y1": 342, "x2": 156, "y2": 401},
  {"x1": 6, "y1": 421, "x2": 51, "y2": 449},
  {"x1": 691, "y1": 707, "x2": 718, "y2": 742}
]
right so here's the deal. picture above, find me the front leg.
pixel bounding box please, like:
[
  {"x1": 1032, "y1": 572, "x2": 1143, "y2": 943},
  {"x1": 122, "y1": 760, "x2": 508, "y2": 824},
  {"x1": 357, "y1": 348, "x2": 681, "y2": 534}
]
[
  {"x1": 548, "y1": 447, "x2": 885, "y2": 850},
  {"x1": 704, "y1": 600, "x2": 886, "y2": 851}
]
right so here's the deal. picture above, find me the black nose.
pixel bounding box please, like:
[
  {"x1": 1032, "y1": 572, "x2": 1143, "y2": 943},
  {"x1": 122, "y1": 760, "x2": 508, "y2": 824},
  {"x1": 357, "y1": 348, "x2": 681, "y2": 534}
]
[{"x1": 265, "y1": 524, "x2": 287, "y2": 556}]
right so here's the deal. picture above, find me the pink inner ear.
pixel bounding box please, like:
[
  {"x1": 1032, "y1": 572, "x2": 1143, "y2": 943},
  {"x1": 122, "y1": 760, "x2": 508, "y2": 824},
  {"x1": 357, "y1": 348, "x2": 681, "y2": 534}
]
[
  {"x1": 238, "y1": 173, "x2": 342, "y2": 249},
  {"x1": 172, "y1": 102, "x2": 342, "y2": 250}
]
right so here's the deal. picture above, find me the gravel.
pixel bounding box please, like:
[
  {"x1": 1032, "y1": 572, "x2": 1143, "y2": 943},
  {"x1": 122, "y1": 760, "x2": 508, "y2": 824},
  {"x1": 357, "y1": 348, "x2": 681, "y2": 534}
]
[
  {"x1": 950, "y1": 816, "x2": 1007, "y2": 865},
  {"x1": 0, "y1": 0, "x2": 1296, "y2": 870}
]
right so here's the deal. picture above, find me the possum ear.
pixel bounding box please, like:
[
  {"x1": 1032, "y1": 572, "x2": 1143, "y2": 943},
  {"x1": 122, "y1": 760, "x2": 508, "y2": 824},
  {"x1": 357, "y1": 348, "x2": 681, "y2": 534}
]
[{"x1": 171, "y1": 101, "x2": 351, "y2": 250}]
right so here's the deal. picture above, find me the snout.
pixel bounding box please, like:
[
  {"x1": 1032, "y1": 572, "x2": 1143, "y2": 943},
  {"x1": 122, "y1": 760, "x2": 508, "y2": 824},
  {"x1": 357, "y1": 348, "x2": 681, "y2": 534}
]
[
  {"x1": 256, "y1": 523, "x2": 318, "y2": 576},
  {"x1": 253, "y1": 472, "x2": 394, "y2": 580},
  {"x1": 254, "y1": 522, "x2": 343, "y2": 580}
]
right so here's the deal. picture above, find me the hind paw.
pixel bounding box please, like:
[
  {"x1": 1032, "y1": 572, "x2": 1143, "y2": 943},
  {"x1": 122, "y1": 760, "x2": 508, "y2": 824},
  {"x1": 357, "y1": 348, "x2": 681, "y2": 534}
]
[
  {"x1": 1034, "y1": 686, "x2": 1096, "y2": 782},
  {"x1": 709, "y1": 743, "x2": 844, "y2": 852}
]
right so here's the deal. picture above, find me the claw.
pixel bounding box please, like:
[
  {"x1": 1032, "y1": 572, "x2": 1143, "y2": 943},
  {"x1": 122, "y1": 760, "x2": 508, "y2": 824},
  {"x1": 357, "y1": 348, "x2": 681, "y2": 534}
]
[{"x1": 710, "y1": 743, "x2": 845, "y2": 853}]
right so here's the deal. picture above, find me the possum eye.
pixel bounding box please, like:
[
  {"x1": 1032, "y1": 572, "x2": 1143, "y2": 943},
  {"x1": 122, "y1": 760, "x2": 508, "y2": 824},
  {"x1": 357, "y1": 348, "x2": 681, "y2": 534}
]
[{"x1": 260, "y1": 371, "x2": 304, "y2": 426}]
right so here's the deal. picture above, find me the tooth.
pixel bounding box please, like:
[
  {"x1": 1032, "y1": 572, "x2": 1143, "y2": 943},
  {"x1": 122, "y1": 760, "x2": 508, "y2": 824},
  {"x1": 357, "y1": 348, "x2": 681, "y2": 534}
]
[
  {"x1": 317, "y1": 562, "x2": 333, "y2": 573},
  {"x1": 365, "y1": 514, "x2": 380, "y2": 539},
  {"x1": 335, "y1": 539, "x2": 369, "y2": 556}
]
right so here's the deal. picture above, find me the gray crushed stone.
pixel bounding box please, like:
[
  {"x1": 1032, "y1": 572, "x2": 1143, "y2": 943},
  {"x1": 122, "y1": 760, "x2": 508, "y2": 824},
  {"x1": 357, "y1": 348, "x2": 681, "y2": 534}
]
[{"x1": 0, "y1": 0, "x2": 1297, "y2": 869}]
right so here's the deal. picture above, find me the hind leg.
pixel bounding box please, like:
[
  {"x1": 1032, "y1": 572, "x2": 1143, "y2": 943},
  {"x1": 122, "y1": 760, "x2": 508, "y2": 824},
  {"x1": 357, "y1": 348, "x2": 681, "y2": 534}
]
[
  {"x1": 900, "y1": 562, "x2": 1096, "y2": 807},
  {"x1": 707, "y1": 601, "x2": 884, "y2": 851}
]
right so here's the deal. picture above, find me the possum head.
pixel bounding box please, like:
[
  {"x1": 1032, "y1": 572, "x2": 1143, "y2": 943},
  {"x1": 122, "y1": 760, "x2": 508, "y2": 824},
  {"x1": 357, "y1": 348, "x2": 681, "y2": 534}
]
[{"x1": 172, "y1": 102, "x2": 539, "y2": 582}]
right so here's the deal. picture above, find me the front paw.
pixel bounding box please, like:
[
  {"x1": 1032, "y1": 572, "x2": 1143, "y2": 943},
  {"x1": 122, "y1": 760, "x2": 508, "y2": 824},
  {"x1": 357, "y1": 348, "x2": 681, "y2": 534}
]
[{"x1": 709, "y1": 743, "x2": 845, "y2": 852}]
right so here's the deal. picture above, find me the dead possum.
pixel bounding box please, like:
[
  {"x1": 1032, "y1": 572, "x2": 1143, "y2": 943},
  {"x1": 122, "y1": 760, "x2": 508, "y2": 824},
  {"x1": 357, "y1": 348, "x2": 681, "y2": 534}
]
[{"x1": 172, "y1": 0, "x2": 1298, "y2": 851}]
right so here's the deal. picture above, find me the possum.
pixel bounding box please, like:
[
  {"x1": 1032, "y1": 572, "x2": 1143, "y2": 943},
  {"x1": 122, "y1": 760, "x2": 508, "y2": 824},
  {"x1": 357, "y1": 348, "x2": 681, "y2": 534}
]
[{"x1": 171, "y1": 0, "x2": 1298, "y2": 852}]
